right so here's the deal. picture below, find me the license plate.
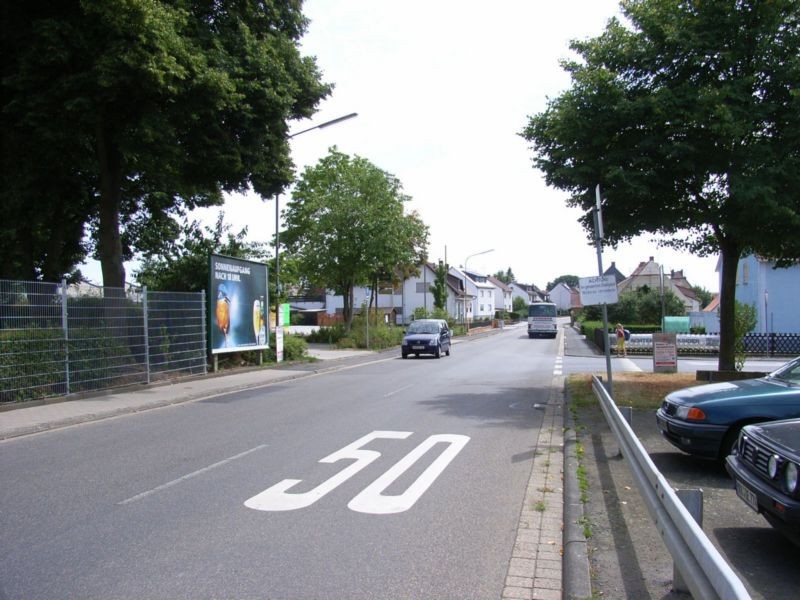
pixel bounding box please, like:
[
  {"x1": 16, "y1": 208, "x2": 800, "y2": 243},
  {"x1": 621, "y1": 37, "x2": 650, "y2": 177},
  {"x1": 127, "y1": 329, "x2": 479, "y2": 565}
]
[
  {"x1": 735, "y1": 480, "x2": 758, "y2": 512},
  {"x1": 412, "y1": 345, "x2": 425, "y2": 350}
]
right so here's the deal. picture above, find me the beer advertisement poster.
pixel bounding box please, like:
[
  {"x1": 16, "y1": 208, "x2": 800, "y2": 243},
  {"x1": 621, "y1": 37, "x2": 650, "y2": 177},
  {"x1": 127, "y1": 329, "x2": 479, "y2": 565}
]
[{"x1": 208, "y1": 254, "x2": 269, "y2": 354}]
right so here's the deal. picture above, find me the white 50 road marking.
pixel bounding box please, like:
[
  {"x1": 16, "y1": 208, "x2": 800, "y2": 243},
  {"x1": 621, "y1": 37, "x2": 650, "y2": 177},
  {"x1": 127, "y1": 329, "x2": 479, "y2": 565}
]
[
  {"x1": 348, "y1": 434, "x2": 470, "y2": 514},
  {"x1": 245, "y1": 431, "x2": 469, "y2": 514}
]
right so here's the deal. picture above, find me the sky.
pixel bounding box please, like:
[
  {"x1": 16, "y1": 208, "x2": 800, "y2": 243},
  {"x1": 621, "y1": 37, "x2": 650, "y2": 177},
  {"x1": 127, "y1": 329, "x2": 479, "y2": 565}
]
[{"x1": 84, "y1": 0, "x2": 721, "y2": 292}]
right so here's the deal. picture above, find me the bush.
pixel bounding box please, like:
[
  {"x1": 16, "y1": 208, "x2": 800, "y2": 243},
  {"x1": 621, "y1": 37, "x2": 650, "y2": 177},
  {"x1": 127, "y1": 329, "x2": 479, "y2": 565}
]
[
  {"x1": 264, "y1": 333, "x2": 308, "y2": 362},
  {"x1": 346, "y1": 315, "x2": 405, "y2": 350},
  {"x1": 305, "y1": 324, "x2": 347, "y2": 344}
]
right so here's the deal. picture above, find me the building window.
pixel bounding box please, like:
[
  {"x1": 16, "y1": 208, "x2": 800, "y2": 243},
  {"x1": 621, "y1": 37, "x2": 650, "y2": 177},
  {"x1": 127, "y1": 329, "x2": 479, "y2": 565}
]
[{"x1": 416, "y1": 282, "x2": 428, "y2": 294}]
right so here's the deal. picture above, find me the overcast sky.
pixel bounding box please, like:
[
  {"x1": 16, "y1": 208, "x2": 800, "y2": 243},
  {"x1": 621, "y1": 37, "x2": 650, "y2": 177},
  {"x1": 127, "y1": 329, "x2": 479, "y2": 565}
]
[{"x1": 88, "y1": 0, "x2": 721, "y2": 292}]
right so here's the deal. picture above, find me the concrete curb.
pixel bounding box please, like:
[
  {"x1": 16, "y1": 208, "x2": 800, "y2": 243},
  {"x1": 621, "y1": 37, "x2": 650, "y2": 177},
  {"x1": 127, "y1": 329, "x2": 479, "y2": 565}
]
[{"x1": 563, "y1": 387, "x2": 593, "y2": 599}]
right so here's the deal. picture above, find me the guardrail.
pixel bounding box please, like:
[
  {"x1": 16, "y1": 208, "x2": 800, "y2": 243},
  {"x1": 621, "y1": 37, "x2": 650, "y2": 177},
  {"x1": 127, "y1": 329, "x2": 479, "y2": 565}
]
[{"x1": 591, "y1": 376, "x2": 751, "y2": 599}]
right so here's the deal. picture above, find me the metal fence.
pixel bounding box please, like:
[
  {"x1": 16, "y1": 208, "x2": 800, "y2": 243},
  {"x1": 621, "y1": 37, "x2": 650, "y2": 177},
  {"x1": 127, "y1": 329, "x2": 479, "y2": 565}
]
[
  {"x1": 602, "y1": 331, "x2": 800, "y2": 356},
  {"x1": 0, "y1": 279, "x2": 207, "y2": 404}
]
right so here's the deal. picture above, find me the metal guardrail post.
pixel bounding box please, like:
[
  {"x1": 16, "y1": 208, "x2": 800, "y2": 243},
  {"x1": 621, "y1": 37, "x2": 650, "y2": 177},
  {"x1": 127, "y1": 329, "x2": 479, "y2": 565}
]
[{"x1": 591, "y1": 376, "x2": 751, "y2": 599}]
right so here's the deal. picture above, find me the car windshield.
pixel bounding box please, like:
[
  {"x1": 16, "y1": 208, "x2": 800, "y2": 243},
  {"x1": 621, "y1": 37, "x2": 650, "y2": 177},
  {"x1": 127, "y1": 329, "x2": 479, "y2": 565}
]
[
  {"x1": 407, "y1": 322, "x2": 439, "y2": 334},
  {"x1": 768, "y1": 358, "x2": 800, "y2": 384}
]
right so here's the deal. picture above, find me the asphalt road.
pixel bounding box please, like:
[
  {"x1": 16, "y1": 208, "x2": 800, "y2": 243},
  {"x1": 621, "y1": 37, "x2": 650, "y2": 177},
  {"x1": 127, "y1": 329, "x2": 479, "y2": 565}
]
[{"x1": 0, "y1": 327, "x2": 556, "y2": 600}]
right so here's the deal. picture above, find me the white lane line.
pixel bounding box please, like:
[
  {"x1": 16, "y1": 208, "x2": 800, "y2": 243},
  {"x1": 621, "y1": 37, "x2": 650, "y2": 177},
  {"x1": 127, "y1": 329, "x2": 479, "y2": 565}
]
[
  {"x1": 384, "y1": 385, "x2": 413, "y2": 398},
  {"x1": 118, "y1": 444, "x2": 268, "y2": 505},
  {"x1": 553, "y1": 356, "x2": 563, "y2": 376}
]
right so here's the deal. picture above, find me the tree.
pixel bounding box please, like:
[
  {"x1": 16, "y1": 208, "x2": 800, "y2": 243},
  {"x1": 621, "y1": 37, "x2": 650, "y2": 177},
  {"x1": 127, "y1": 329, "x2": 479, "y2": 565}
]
[
  {"x1": 432, "y1": 262, "x2": 450, "y2": 311},
  {"x1": 282, "y1": 148, "x2": 429, "y2": 331},
  {"x1": 2, "y1": 1, "x2": 330, "y2": 287},
  {"x1": 493, "y1": 268, "x2": 515, "y2": 284},
  {"x1": 691, "y1": 285, "x2": 714, "y2": 310},
  {"x1": 521, "y1": 0, "x2": 800, "y2": 371},
  {"x1": 546, "y1": 275, "x2": 579, "y2": 291},
  {"x1": 135, "y1": 213, "x2": 268, "y2": 292},
  {"x1": 584, "y1": 286, "x2": 685, "y2": 324}
]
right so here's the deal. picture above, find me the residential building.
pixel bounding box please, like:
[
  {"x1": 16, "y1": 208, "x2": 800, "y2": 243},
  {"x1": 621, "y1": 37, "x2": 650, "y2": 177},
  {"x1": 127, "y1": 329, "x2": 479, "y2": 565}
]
[
  {"x1": 400, "y1": 262, "x2": 462, "y2": 324},
  {"x1": 735, "y1": 254, "x2": 800, "y2": 333},
  {"x1": 451, "y1": 267, "x2": 496, "y2": 322},
  {"x1": 547, "y1": 282, "x2": 574, "y2": 312},
  {"x1": 487, "y1": 276, "x2": 513, "y2": 314},
  {"x1": 618, "y1": 257, "x2": 700, "y2": 313},
  {"x1": 509, "y1": 282, "x2": 547, "y2": 306},
  {"x1": 603, "y1": 261, "x2": 627, "y2": 285}
]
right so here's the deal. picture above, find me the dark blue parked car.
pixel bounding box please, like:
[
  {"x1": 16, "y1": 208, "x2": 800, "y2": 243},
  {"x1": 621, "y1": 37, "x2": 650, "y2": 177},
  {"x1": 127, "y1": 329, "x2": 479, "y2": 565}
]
[{"x1": 656, "y1": 356, "x2": 800, "y2": 460}]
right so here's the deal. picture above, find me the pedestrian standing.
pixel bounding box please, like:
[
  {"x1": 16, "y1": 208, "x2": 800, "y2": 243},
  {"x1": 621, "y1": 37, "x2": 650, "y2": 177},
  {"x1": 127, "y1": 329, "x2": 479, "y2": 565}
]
[{"x1": 615, "y1": 323, "x2": 627, "y2": 357}]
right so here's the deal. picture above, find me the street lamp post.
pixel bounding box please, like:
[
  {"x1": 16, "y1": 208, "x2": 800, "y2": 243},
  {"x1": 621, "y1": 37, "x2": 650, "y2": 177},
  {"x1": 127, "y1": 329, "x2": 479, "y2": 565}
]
[
  {"x1": 273, "y1": 112, "x2": 358, "y2": 362},
  {"x1": 463, "y1": 248, "x2": 494, "y2": 334}
]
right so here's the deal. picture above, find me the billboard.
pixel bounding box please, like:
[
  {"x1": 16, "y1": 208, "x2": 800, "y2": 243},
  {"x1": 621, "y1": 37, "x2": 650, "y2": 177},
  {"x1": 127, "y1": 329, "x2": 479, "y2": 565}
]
[{"x1": 209, "y1": 254, "x2": 269, "y2": 355}]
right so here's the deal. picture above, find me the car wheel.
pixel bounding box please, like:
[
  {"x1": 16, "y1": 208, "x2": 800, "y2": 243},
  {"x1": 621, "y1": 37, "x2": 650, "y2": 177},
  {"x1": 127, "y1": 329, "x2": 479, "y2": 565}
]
[
  {"x1": 402, "y1": 352, "x2": 408, "y2": 359},
  {"x1": 719, "y1": 425, "x2": 745, "y2": 462},
  {"x1": 445, "y1": 346, "x2": 450, "y2": 356},
  {"x1": 434, "y1": 345, "x2": 441, "y2": 358},
  {"x1": 528, "y1": 333, "x2": 534, "y2": 339}
]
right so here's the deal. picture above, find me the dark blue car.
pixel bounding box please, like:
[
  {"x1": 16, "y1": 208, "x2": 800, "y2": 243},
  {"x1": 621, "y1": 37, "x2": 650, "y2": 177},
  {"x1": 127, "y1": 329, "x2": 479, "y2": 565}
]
[
  {"x1": 401, "y1": 319, "x2": 451, "y2": 359},
  {"x1": 656, "y1": 356, "x2": 800, "y2": 460},
  {"x1": 726, "y1": 418, "x2": 800, "y2": 547}
]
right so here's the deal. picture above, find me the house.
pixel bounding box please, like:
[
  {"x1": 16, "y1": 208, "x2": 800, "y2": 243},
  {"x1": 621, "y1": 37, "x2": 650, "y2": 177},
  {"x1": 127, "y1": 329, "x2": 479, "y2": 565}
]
[
  {"x1": 451, "y1": 266, "x2": 496, "y2": 322},
  {"x1": 617, "y1": 257, "x2": 700, "y2": 313},
  {"x1": 735, "y1": 254, "x2": 800, "y2": 333},
  {"x1": 603, "y1": 261, "x2": 627, "y2": 285},
  {"x1": 487, "y1": 276, "x2": 513, "y2": 314},
  {"x1": 289, "y1": 285, "x2": 403, "y2": 325},
  {"x1": 509, "y1": 282, "x2": 547, "y2": 306},
  {"x1": 547, "y1": 282, "x2": 574, "y2": 312},
  {"x1": 400, "y1": 262, "x2": 463, "y2": 324}
]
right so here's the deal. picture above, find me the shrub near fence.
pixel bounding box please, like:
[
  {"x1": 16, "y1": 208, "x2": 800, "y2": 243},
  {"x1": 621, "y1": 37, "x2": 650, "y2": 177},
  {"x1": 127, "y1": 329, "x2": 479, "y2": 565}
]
[{"x1": 0, "y1": 279, "x2": 207, "y2": 404}]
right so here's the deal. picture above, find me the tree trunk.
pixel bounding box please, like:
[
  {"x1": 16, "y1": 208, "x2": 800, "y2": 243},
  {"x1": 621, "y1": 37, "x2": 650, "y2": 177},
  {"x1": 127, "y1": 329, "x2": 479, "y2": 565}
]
[
  {"x1": 343, "y1": 284, "x2": 354, "y2": 332},
  {"x1": 96, "y1": 118, "x2": 126, "y2": 289},
  {"x1": 717, "y1": 237, "x2": 741, "y2": 372}
]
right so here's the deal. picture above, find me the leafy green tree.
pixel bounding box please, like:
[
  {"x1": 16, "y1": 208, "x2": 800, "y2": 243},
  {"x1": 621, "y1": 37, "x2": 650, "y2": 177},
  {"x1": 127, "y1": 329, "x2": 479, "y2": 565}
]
[
  {"x1": 135, "y1": 213, "x2": 268, "y2": 292},
  {"x1": 282, "y1": 148, "x2": 429, "y2": 331},
  {"x1": 493, "y1": 268, "x2": 515, "y2": 284},
  {"x1": 691, "y1": 286, "x2": 714, "y2": 310},
  {"x1": 521, "y1": 0, "x2": 800, "y2": 372},
  {"x1": 546, "y1": 275, "x2": 579, "y2": 291},
  {"x1": 2, "y1": 1, "x2": 330, "y2": 287},
  {"x1": 432, "y1": 262, "x2": 450, "y2": 311},
  {"x1": 586, "y1": 286, "x2": 685, "y2": 325}
]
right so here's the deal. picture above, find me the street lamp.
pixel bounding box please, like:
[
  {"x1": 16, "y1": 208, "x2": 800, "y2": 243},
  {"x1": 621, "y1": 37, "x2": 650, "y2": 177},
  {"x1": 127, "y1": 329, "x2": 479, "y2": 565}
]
[
  {"x1": 463, "y1": 248, "x2": 494, "y2": 334},
  {"x1": 273, "y1": 112, "x2": 358, "y2": 361}
]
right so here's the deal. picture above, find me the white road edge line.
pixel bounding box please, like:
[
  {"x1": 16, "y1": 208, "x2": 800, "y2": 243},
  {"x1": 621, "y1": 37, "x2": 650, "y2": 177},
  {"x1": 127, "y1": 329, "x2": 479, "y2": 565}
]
[
  {"x1": 118, "y1": 444, "x2": 268, "y2": 506},
  {"x1": 384, "y1": 385, "x2": 413, "y2": 398}
]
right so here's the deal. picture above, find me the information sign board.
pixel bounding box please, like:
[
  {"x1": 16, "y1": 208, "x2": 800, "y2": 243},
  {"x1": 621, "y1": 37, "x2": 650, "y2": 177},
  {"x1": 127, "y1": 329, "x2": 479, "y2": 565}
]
[{"x1": 579, "y1": 275, "x2": 619, "y2": 306}]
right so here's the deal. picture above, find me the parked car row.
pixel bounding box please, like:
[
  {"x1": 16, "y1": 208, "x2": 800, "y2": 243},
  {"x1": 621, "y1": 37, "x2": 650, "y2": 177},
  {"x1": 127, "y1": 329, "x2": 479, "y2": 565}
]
[{"x1": 655, "y1": 356, "x2": 800, "y2": 546}]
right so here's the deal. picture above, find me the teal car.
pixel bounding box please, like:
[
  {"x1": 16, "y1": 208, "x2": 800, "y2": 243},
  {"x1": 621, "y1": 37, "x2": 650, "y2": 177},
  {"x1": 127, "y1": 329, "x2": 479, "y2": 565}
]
[{"x1": 656, "y1": 357, "x2": 800, "y2": 460}]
